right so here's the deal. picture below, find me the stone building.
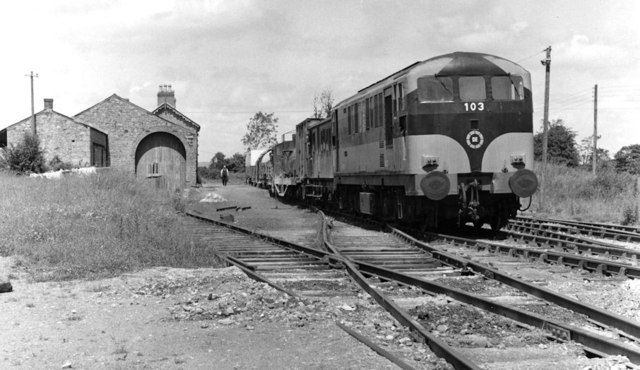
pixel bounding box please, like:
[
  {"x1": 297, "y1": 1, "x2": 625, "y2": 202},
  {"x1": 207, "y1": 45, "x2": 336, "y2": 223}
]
[
  {"x1": 0, "y1": 99, "x2": 108, "y2": 167},
  {"x1": 75, "y1": 86, "x2": 200, "y2": 190},
  {"x1": 1, "y1": 85, "x2": 200, "y2": 191}
]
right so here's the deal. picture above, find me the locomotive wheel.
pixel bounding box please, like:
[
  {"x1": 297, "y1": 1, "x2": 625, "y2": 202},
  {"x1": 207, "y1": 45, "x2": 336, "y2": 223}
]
[
  {"x1": 473, "y1": 219, "x2": 484, "y2": 230},
  {"x1": 490, "y1": 215, "x2": 503, "y2": 233}
]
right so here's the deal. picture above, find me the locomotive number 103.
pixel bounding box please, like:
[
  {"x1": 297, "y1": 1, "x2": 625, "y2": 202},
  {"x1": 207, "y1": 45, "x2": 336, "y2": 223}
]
[{"x1": 463, "y1": 102, "x2": 484, "y2": 112}]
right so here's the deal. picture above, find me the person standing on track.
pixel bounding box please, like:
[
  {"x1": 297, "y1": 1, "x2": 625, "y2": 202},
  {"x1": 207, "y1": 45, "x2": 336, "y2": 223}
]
[{"x1": 220, "y1": 165, "x2": 229, "y2": 186}]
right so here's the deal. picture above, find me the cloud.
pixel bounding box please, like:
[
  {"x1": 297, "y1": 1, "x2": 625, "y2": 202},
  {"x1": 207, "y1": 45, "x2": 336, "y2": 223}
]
[
  {"x1": 511, "y1": 21, "x2": 529, "y2": 33},
  {"x1": 555, "y1": 35, "x2": 631, "y2": 69}
]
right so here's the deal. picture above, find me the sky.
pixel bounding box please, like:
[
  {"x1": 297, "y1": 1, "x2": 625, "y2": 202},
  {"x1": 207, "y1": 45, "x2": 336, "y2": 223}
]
[{"x1": 1, "y1": 0, "x2": 638, "y2": 163}]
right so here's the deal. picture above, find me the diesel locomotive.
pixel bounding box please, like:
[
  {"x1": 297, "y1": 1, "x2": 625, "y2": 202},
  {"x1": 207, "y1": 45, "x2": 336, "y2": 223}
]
[{"x1": 269, "y1": 51, "x2": 538, "y2": 230}]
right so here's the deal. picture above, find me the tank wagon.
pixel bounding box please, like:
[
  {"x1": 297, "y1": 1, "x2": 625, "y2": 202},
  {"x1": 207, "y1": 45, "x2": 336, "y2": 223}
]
[{"x1": 271, "y1": 51, "x2": 538, "y2": 230}]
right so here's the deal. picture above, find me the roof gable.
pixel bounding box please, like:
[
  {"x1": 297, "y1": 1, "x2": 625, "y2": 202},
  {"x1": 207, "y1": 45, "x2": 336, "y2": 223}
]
[
  {"x1": 152, "y1": 103, "x2": 201, "y2": 131},
  {"x1": 74, "y1": 94, "x2": 151, "y2": 119},
  {"x1": 2, "y1": 108, "x2": 106, "y2": 135}
]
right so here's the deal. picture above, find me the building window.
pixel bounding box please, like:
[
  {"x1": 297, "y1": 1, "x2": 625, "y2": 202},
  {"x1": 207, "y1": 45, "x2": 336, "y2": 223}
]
[{"x1": 148, "y1": 162, "x2": 159, "y2": 177}]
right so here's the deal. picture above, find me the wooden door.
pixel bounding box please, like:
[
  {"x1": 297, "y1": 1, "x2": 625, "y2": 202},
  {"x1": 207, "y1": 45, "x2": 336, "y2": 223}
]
[{"x1": 135, "y1": 132, "x2": 186, "y2": 191}]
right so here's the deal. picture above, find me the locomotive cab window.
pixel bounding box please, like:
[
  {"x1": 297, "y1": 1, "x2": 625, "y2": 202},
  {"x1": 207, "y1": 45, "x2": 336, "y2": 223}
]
[
  {"x1": 491, "y1": 75, "x2": 524, "y2": 100},
  {"x1": 459, "y1": 76, "x2": 486, "y2": 101},
  {"x1": 418, "y1": 76, "x2": 453, "y2": 103}
]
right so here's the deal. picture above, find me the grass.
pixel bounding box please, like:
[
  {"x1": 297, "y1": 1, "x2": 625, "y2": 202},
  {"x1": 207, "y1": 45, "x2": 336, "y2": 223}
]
[
  {"x1": 0, "y1": 169, "x2": 222, "y2": 281},
  {"x1": 529, "y1": 161, "x2": 638, "y2": 224}
]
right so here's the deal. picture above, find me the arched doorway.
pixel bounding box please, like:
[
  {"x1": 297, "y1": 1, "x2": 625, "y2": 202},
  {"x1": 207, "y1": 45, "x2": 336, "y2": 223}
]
[{"x1": 135, "y1": 132, "x2": 186, "y2": 191}]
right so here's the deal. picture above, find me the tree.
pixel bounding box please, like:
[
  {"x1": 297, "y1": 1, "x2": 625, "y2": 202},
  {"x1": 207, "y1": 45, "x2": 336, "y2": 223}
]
[
  {"x1": 312, "y1": 89, "x2": 334, "y2": 119},
  {"x1": 577, "y1": 135, "x2": 610, "y2": 168},
  {"x1": 227, "y1": 152, "x2": 245, "y2": 172},
  {"x1": 534, "y1": 119, "x2": 580, "y2": 167},
  {"x1": 209, "y1": 152, "x2": 226, "y2": 172},
  {"x1": 614, "y1": 144, "x2": 640, "y2": 174},
  {"x1": 241, "y1": 112, "x2": 278, "y2": 150},
  {"x1": 208, "y1": 152, "x2": 245, "y2": 173}
]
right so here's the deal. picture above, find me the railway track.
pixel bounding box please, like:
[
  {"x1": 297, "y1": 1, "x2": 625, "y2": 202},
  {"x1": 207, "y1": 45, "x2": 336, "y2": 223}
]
[
  {"x1": 515, "y1": 216, "x2": 640, "y2": 243},
  {"x1": 184, "y1": 207, "x2": 640, "y2": 369},
  {"x1": 421, "y1": 225, "x2": 640, "y2": 279}
]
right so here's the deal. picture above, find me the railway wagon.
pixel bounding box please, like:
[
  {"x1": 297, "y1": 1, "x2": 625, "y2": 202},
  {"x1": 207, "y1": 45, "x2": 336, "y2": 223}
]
[
  {"x1": 272, "y1": 51, "x2": 538, "y2": 230},
  {"x1": 245, "y1": 148, "x2": 272, "y2": 188},
  {"x1": 271, "y1": 133, "x2": 297, "y2": 197}
]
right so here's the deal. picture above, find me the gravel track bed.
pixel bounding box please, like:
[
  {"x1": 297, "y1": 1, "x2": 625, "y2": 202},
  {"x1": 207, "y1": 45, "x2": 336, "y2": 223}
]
[{"x1": 328, "y1": 219, "x2": 636, "y2": 368}]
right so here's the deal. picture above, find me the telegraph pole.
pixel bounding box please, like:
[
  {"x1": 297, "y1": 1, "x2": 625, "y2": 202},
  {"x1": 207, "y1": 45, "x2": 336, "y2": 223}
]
[
  {"x1": 26, "y1": 71, "x2": 38, "y2": 136},
  {"x1": 540, "y1": 46, "x2": 552, "y2": 207},
  {"x1": 592, "y1": 84, "x2": 598, "y2": 174}
]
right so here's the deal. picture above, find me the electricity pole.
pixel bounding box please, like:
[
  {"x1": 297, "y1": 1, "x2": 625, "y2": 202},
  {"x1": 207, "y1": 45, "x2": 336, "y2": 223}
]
[
  {"x1": 26, "y1": 71, "x2": 38, "y2": 136},
  {"x1": 540, "y1": 46, "x2": 551, "y2": 207},
  {"x1": 592, "y1": 84, "x2": 598, "y2": 174}
]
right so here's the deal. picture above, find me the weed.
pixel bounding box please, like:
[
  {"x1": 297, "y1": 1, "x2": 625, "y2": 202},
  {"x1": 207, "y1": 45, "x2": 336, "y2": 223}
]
[
  {"x1": 531, "y1": 162, "x2": 637, "y2": 224},
  {"x1": 113, "y1": 345, "x2": 128, "y2": 355},
  {"x1": 622, "y1": 206, "x2": 638, "y2": 226},
  {"x1": 0, "y1": 170, "x2": 222, "y2": 281}
]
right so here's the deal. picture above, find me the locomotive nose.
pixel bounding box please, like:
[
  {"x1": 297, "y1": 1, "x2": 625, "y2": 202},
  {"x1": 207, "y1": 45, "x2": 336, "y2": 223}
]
[
  {"x1": 420, "y1": 171, "x2": 450, "y2": 200},
  {"x1": 509, "y1": 169, "x2": 538, "y2": 198}
]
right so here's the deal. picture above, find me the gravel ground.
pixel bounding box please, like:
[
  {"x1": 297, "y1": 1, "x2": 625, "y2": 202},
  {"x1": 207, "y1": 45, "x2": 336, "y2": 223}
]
[{"x1": 0, "y1": 260, "x2": 405, "y2": 369}]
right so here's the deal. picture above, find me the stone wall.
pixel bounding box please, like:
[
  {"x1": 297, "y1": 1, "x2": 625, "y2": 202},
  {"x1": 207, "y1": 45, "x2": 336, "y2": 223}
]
[
  {"x1": 75, "y1": 95, "x2": 198, "y2": 186},
  {"x1": 6, "y1": 111, "x2": 92, "y2": 166}
]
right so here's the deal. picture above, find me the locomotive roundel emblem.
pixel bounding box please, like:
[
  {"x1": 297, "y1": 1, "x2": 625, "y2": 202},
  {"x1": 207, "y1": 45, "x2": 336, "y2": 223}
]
[{"x1": 466, "y1": 130, "x2": 484, "y2": 149}]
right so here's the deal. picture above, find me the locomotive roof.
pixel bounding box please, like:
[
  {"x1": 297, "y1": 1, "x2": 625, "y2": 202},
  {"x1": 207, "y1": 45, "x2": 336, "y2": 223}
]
[{"x1": 335, "y1": 51, "x2": 530, "y2": 109}]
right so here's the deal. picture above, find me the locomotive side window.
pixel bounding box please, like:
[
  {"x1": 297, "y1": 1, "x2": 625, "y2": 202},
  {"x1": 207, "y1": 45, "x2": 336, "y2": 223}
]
[
  {"x1": 418, "y1": 76, "x2": 453, "y2": 102},
  {"x1": 459, "y1": 76, "x2": 486, "y2": 101},
  {"x1": 354, "y1": 102, "x2": 359, "y2": 133},
  {"x1": 491, "y1": 76, "x2": 524, "y2": 100},
  {"x1": 377, "y1": 93, "x2": 383, "y2": 126},
  {"x1": 373, "y1": 95, "x2": 378, "y2": 127},
  {"x1": 365, "y1": 98, "x2": 371, "y2": 130}
]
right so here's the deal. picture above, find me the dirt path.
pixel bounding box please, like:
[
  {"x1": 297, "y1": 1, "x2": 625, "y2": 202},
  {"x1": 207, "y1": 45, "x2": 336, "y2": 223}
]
[{"x1": 0, "y1": 261, "x2": 400, "y2": 369}]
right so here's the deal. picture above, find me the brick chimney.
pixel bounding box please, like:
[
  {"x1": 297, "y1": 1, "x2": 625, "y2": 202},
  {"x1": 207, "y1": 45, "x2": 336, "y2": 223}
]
[
  {"x1": 44, "y1": 98, "x2": 53, "y2": 110},
  {"x1": 157, "y1": 84, "x2": 176, "y2": 107}
]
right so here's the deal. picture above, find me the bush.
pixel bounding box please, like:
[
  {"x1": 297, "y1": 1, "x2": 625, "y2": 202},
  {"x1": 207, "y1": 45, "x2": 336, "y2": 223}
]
[
  {"x1": 198, "y1": 166, "x2": 218, "y2": 180},
  {"x1": 48, "y1": 155, "x2": 73, "y2": 171},
  {"x1": 4, "y1": 133, "x2": 46, "y2": 173}
]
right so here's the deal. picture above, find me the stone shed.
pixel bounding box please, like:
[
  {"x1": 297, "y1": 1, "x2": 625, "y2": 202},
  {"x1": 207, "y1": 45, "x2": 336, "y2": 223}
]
[
  {"x1": 74, "y1": 86, "x2": 200, "y2": 190},
  {"x1": 1, "y1": 85, "x2": 200, "y2": 191},
  {"x1": 0, "y1": 99, "x2": 108, "y2": 167}
]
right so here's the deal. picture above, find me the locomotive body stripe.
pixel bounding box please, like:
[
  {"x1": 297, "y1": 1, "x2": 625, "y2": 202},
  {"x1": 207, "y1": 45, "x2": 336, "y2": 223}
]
[
  {"x1": 403, "y1": 87, "x2": 533, "y2": 172},
  {"x1": 403, "y1": 135, "x2": 470, "y2": 174},
  {"x1": 481, "y1": 132, "x2": 534, "y2": 173}
]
